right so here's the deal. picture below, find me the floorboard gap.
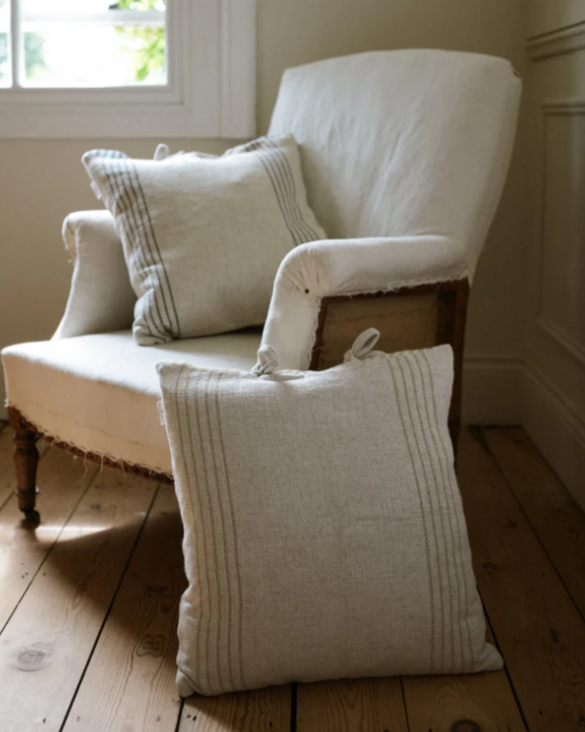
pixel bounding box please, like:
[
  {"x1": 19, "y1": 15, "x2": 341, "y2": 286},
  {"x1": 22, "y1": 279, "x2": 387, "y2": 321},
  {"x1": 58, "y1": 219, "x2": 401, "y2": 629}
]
[
  {"x1": 0, "y1": 466, "x2": 99, "y2": 637},
  {"x1": 0, "y1": 489, "x2": 15, "y2": 514},
  {"x1": 480, "y1": 581, "x2": 531, "y2": 732},
  {"x1": 173, "y1": 699, "x2": 185, "y2": 732},
  {"x1": 479, "y1": 428, "x2": 585, "y2": 627},
  {"x1": 57, "y1": 482, "x2": 162, "y2": 732},
  {"x1": 290, "y1": 682, "x2": 298, "y2": 732},
  {"x1": 398, "y1": 678, "x2": 412, "y2": 732}
]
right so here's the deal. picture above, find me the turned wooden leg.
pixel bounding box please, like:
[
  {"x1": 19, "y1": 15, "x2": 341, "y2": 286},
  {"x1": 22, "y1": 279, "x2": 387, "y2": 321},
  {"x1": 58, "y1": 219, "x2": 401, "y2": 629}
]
[{"x1": 7, "y1": 407, "x2": 40, "y2": 524}]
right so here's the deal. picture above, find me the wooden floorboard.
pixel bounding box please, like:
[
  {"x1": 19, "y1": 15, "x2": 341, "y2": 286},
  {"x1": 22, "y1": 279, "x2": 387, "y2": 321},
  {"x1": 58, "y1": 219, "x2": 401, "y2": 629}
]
[
  {"x1": 62, "y1": 483, "x2": 184, "y2": 732},
  {"x1": 180, "y1": 686, "x2": 292, "y2": 732},
  {"x1": 484, "y1": 427, "x2": 585, "y2": 620},
  {"x1": 0, "y1": 429, "x2": 584, "y2": 731},
  {"x1": 295, "y1": 678, "x2": 408, "y2": 732},
  {"x1": 0, "y1": 446, "x2": 98, "y2": 632},
  {"x1": 459, "y1": 429, "x2": 585, "y2": 732},
  {"x1": 0, "y1": 425, "x2": 19, "y2": 509},
  {"x1": 401, "y1": 628, "x2": 527, "y2": 732},
  {"x1": 0, "y1": 466, "x2": 156, "y2": 732}
]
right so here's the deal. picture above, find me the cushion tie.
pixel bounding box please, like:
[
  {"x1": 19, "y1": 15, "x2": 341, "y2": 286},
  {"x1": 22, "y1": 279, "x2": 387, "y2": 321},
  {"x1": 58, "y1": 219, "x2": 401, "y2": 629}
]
[
  {"x1": 252, "y1": 345, "x2": 280, "y2": 376},
  {"x1": 154, "y1": 143, "x2": 170, "y2": 161},
  {"x1": 344, "y1": 328, "x2": 381, "y2": 362}
]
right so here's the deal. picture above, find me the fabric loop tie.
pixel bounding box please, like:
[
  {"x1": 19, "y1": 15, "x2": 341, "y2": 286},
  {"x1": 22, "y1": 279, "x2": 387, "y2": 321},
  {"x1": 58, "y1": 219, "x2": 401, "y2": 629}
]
[
  {"x1": 344, "y1": 328, "x2": 381, "y2": 362},
  {"x1": 154, "y1": 143, "x2": 170, "y2": 161},
  {"x1": 252, "y1": 345, "x2": 280, "y2": 376}
]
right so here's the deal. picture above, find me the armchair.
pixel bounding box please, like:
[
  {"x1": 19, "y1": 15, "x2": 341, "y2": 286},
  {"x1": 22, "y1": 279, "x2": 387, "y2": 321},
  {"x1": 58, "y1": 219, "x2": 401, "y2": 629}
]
[{"x1": 2, "y1": 49, "x2": 521, "y2": 523}]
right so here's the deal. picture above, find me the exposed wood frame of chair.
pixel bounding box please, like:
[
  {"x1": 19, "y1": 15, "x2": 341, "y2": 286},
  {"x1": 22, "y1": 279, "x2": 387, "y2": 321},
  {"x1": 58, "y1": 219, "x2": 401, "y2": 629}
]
[{"x1": 7, "y1": 278, "x2": 469, "y2": 524}]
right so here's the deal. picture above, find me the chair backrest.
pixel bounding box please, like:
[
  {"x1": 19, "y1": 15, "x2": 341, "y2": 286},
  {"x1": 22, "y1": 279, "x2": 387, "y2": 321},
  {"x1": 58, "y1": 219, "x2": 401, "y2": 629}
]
[{"x1": 268, "y1": 50, "x2": 521, "y2": 274}]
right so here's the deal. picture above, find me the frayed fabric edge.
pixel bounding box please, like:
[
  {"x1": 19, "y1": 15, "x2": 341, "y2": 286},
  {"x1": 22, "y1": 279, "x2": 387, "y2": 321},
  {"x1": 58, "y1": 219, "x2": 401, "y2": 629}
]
[
  {"x1": 260, "y1": 271, "x2": 471, "y2": 371},
  {"x1": 315, "y1": 270, "x2": 472, "y2": 300},
  {"x1": 5, "y1": 402, "x2": 174, "y2": 483}
]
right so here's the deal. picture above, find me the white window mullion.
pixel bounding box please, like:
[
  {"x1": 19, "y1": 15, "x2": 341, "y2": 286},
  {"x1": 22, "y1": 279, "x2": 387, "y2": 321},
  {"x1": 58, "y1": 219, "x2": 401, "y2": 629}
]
[
  {"x1": 20, "y1": 10, "x2": 165, "y2": 27},
  {"x1": 10, "y1": 0, "x2": 20, "y2": 88},
  {"x1": 0, "y1": 0, "x2": 256, "y2": 139}
]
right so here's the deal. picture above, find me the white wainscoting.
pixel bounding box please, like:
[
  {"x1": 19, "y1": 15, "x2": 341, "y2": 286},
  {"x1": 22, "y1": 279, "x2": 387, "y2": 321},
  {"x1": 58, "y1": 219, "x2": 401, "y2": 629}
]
[
  {"x1": 523, "y1": 8, "x2": 585, "y2": 509},
  {"x1": 523, "y1": 365, "x2": 585, "y2": 511},
  {"x1": 528, "y1": 1, "x2": 585, "y2": 41},
  {"x1": 527, "y1": 22, "x2": 585, "y2": 59}
]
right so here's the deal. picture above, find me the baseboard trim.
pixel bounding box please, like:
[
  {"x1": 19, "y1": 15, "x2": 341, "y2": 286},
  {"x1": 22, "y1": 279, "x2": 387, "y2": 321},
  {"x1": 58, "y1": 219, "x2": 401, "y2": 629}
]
[
  {"x1": 462, "y1": 356, "x2": 524, "y2": 425},
  {"x1": 523, "y1": 364, "x2": 585, "y2": 511}
]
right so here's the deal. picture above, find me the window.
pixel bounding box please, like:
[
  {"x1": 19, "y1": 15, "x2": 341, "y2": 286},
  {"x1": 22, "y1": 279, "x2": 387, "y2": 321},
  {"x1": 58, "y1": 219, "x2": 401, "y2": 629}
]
[
  {"x1": 2, "y1": 0, "x2": 168, "y2": 88},
  {"x1": 0, "y1": 0, "x2": 255, "y2": 138}
]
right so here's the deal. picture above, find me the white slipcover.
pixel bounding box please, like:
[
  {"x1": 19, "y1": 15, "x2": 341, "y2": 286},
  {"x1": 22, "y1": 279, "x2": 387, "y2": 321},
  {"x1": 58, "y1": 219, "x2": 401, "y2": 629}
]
[
  {"x1": 2, "y1": 332, "x2": 260, "y2": 474},
  {"x1": 55, "y1": 211, "x2": 135, "y2": 339},
  {"x1": 260, "y1": 50, "x2": 521, "y2": 368},
  {"x1": 2, "y1": 49, "x2": 521, "y2": 474}
]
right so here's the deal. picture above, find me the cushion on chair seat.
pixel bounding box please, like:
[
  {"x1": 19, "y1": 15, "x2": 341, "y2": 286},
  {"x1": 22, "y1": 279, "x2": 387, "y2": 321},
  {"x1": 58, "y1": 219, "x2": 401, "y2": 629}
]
[{"x1": 1, "y1": 330, "x2": 261, "y2": 475}]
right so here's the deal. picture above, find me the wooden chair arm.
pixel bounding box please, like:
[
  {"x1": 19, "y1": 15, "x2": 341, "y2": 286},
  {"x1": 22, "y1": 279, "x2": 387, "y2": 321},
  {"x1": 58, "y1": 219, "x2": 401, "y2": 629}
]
[{"x1": 309, "y1": 280, "x2": 470, "y2": 452}]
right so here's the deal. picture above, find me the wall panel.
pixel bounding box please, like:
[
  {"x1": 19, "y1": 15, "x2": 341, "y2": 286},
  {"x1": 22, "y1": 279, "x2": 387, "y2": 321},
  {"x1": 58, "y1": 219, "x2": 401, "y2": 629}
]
[{"x1": 524, "y1": 14, "x2": 585, "y2": 507}]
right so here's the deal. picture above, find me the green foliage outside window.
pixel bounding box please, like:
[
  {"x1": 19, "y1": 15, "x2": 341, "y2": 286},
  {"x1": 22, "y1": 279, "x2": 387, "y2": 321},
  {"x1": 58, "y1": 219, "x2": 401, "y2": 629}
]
[
  {"x1": 115, "y1": 0, "x2": 166, "y2": 83},
  {"x1": 0, "y1": 0, "x2": 166, "y2": 85},
  {"x1": 24, "y1": 33, "x2": 46, "y2": 78},
  {"x1": 0, "y1": 33, "x2": 47, "y2": 81}
]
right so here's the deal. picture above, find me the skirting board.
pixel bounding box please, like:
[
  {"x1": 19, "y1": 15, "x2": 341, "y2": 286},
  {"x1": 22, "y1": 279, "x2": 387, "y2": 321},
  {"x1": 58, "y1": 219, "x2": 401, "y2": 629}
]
[
  {"x1": 462, "y1": 356, "x2": 524, "y2": 425},
  {"x1": 522, "y1": 365, "x2": 585, "y2": 512}
]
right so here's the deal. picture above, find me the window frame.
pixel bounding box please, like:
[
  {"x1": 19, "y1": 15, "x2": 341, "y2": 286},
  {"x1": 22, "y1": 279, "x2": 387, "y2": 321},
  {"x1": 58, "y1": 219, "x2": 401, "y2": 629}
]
[{"x1": 0, "y1": 0, "x2": 256, "y2": 138}]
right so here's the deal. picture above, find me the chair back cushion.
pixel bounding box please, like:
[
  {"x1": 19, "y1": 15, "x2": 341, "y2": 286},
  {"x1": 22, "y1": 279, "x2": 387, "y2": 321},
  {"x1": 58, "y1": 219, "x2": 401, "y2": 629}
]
[{"x1": 268, "y1": 50, "x2": 521, "y2": 271}]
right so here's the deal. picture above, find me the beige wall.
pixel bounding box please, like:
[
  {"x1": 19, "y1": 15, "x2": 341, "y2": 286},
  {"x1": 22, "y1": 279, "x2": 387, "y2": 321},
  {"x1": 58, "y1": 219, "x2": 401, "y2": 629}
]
[{"x1": 0, "y1": 0, "x2": 530, "y2": 420}]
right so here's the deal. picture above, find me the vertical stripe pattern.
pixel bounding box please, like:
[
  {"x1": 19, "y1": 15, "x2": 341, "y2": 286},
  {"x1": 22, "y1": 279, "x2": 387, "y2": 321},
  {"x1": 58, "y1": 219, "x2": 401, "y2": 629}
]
[
  {"x1": 388, "y1": 350, "x2": 474, "y2": 673},
  {"x1": 421, "y1": 350, "x2": 475, "y2": 670},
  {"x1": 83, "y1": 149, "x2": 182, "y2": 343},
  {"x1": 157, "y1": 345, "x2": 495, "y2": 695},
  {"x1": 171, "y1": 370, "x2": 246, "y2": 695},
  {"x1": 82, "y1": 136, "x2": 322, "y2": 345},
  {"x1": 229, "y1": 136, "x2": 323, "y2": 246}
]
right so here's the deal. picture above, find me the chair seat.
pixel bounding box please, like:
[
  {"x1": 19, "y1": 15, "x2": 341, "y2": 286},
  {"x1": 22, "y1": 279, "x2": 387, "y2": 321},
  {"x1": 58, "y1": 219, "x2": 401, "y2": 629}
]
[{"x1": 2, "y1": 330, "x2": 262, "y2": 475}]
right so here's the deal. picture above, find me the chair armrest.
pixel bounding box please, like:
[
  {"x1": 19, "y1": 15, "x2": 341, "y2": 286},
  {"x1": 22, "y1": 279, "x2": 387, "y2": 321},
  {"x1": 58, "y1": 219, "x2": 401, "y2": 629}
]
[
  {"x1": 260, "y1": 235, "x2": 468, "y2": 369},
  {"x1": 53, "y1": 211, "x2": 136, "y2": 339}
]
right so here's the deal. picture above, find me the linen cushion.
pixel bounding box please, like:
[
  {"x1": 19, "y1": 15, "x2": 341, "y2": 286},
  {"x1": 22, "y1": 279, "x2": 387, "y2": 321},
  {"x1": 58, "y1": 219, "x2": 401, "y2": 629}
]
[
  {"x1": 157, "y1": 336, "x2": 502, "y2": 697},
  {"x1": 1, "y1": 330, "x2": 261, "y2": 476},
  {"x1": 82, "y1": 135, "x2": 326, "y2": 346}
]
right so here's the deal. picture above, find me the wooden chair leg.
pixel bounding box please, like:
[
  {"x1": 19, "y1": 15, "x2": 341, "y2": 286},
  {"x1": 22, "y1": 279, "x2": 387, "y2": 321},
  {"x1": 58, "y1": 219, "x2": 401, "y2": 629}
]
[{"x1": 7, "y1": 408, "x2": 40, "y2": 524}]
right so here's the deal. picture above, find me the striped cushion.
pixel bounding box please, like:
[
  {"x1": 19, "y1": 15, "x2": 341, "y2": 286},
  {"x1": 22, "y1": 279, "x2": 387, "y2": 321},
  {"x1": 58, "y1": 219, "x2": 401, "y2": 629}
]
[
  {"x1": 82, "y1": 136, "x2": 326, "y2": 346},
  {"x1": 157, "y1": 339, "x2": 502, "y2": 696}
]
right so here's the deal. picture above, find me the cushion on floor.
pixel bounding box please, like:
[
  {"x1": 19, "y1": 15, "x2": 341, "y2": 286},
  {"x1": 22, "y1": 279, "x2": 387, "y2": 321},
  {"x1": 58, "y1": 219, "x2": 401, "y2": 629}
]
[
  {"x1": 157, "y1": 331, "x2": 502, "y2": 696},
  {"x1": 1, "y1": 330, "x2": 261, "y2": 475}
]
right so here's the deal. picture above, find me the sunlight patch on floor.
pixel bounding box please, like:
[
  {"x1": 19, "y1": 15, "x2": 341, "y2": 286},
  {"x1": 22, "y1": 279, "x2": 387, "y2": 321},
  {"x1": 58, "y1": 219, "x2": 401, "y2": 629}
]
[{"x1": 34, "y1": 524, "x2": 109, "y2": 540}]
